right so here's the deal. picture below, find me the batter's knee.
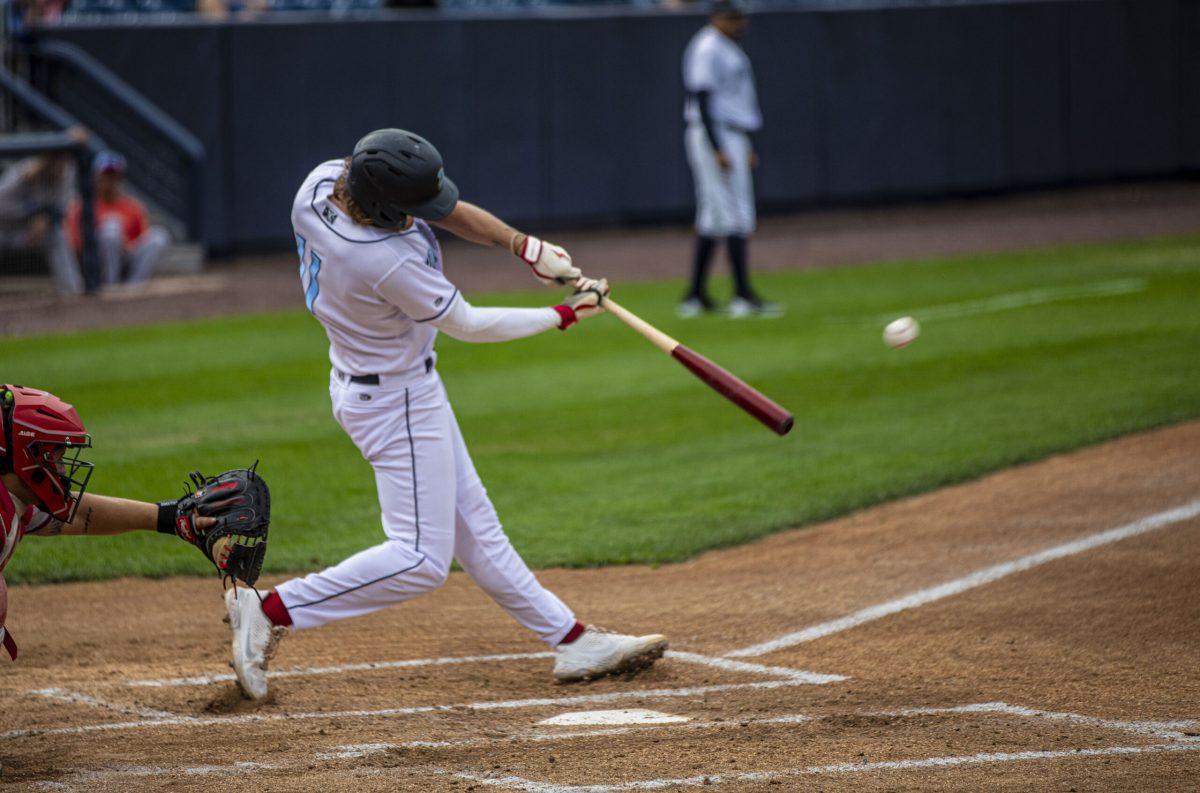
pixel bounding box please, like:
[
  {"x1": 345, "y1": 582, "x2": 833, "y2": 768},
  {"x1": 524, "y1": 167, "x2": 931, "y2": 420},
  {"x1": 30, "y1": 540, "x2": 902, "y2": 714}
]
[{"x1": 377, "y1": 540, "x2": 451, "y2": 593}]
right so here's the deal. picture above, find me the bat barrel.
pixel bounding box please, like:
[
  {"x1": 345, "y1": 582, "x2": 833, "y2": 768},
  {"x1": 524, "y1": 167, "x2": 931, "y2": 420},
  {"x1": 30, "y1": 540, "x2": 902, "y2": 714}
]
[{"x1": 670, "y1": 345, "x2": 794, "y2": 436}]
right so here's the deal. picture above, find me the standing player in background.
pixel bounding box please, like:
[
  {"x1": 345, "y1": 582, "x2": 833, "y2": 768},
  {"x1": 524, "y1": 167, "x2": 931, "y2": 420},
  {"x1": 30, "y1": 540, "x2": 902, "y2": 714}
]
[
  {"x1": 66, "y1": 151, "x2": 171, "y2": 287},
  {"x1": 223, "y1": 129, "x2": 668, "y2": 700},
  {"x1": 679, "y1": 0, "x2": 781, "y2": 319}
]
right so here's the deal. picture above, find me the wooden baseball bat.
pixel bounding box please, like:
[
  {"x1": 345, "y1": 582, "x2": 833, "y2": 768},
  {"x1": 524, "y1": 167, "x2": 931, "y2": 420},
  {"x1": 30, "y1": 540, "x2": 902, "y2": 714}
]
[{"x1": 601, "y1": 297, "x2": 794, "y2": 436}]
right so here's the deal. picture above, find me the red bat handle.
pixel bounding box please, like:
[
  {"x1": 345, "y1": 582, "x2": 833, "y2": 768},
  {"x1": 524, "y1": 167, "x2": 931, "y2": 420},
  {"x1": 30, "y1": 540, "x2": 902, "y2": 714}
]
[{"x1": 671, "y1": 345, "x2": 794, "y2": 436}]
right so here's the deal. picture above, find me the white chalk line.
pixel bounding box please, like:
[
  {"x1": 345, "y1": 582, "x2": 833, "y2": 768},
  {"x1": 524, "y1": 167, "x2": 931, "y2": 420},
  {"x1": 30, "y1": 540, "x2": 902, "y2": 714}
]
[
  {"x1": 26, "y1": 701, "x2": 1196, "y2": 787},
  {"x1": 32, "y1": 761, "x2": 268, "y2": 790},
  {"x1": 2, "y1": 678, "x2": 818, "y2": 741},
  {"x1": 313, "y1": 713, "x2": 818, "y2": 759},
  {"x1": 885, "y1": 702, "x2": 1200, "y2": 742},
  {"x1": 727, "y1": 498, "x2": 1200, "y2": 657},
  {"x1": 28, "y1": 687, "x2": 179, "y2": 721},
  {"x1": 124, "y1": 650, "x2": 555, "y2": 688},
  {"x1": 664, "y1": 651, "x2": 845, "y2": 684},
  {"x1": 453, "y1": 743, "x2": 1200, "y2": 792},
  {"x1": 11, "y1": 650, "x2": 837, "y2": 740},
  {"x1": 848, "y1": 277, "x2": 1147, "y2": 326},
  {"x1": 120, "y1": 649, "x2": 842, "y2": 690}
]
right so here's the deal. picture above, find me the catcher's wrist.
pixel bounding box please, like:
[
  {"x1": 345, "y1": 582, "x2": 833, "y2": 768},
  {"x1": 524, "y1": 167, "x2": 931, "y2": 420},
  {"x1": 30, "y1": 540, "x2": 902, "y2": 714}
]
[
  {"x1": 552, "y1": 304, "x2": 577, "y2": 330},
  {"x1": 156, "y1": 499, "x2": 179, "y2": 535}
]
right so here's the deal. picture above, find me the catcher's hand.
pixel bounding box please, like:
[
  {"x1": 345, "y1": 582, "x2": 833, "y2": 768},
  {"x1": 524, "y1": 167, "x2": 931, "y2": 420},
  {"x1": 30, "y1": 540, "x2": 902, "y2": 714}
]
[{"x1": 158, "y1": 466, "x2": 270, "y2": 586}]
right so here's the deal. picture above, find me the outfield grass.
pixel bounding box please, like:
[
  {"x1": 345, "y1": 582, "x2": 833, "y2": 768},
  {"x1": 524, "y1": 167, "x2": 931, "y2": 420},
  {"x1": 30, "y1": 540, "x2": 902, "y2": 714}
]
[{"x1": 3, "y1": 234, "x2": 1199, "y2": 584}]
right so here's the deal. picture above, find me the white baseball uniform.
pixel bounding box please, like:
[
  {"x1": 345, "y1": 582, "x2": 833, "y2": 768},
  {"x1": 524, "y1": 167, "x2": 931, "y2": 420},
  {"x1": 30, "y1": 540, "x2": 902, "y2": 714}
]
[
  {"x1": 682, "y1": 24, "x2": 762, "y2": 237},
  {"x1": 275, "y1": 160, "x2": 577, "y2": 646}
]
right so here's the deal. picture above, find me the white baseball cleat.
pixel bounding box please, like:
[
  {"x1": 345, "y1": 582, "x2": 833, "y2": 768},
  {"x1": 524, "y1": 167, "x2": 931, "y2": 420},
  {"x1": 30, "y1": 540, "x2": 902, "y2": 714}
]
[
  {"x1": 554, "y1": 626, "x2": 668, "y2": 683},
  {"x1": 726, "y1": 296, "x2": 784, "y2": 319},
  {"x1": 224, "y1": 587, "x2": 287, "y2": 700},
  {"x1": 676, "y1": 296, "x2": 714, "y2": 319}
]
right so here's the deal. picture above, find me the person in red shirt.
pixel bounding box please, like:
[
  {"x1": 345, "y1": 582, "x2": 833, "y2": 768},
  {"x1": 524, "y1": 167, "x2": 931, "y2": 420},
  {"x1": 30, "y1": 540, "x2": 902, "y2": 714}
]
[
  {"x1": 66, "y1": 151, "x2": 170, "y2": 286},
  {"x1": 0, "y1": 384, "x2": 225, "y2": 660}
]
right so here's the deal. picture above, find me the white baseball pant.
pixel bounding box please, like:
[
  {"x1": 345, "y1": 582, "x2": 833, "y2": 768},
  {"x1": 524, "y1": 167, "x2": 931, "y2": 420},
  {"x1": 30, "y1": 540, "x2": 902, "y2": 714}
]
[
  {"x1": 275, "y1": 367, "x2": 578, "y2": 646},
  {"x1": 684, "y1": 123, "x2": 756, "y2": 238},
  {"x1": 98, "y1": 219, "x2": 170, "y2": 285}
]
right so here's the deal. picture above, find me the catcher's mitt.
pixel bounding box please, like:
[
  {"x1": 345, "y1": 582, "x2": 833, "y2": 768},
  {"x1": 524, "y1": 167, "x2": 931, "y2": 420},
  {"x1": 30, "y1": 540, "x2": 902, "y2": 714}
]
[{"x1": 157, "y1": 465, "x2": 270, "y2": 586}]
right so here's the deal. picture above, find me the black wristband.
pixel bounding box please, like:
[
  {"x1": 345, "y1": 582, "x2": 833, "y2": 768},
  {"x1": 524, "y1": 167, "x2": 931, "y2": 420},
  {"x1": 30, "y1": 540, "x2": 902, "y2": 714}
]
[{"x1": 156, "y1": 499, "x2": 178, "y2": 535}]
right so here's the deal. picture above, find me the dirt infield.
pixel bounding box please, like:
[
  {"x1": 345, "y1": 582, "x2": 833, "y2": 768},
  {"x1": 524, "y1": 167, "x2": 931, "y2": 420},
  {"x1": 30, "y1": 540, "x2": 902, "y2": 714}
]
[
  {"x1": 2, "y1": 180, "x2": 1199, "y2": 337},
  {"x1": 1, "y1": 420, "x2": 1197, "y2": 790}
]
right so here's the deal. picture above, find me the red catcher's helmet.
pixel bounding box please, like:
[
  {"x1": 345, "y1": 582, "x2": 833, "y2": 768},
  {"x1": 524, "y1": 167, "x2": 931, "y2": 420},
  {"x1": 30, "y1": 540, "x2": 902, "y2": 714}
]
[{"x1": 0, "y1": 385, "x2": 93, "y2": 522}]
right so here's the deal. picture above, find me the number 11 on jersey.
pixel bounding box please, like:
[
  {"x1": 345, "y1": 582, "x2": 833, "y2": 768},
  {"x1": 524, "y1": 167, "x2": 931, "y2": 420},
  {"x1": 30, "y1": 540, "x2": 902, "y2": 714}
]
[{"x1": 295, "y1": 233, "x2": 322, "y2": 312}]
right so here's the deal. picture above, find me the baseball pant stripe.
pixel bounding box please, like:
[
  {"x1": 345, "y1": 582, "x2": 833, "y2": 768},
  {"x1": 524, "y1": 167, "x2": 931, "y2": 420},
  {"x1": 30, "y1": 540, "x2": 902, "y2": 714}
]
[
  {"x1": 287, "y1": 557, "x2": 427, "y2": 610},
  {"x1": 404, "y1": 387, "x2": 421, "y2": 552}
]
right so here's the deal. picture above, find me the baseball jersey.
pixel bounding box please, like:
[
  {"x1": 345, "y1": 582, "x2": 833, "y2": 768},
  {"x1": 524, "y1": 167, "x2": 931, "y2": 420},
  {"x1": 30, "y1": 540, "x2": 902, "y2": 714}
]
[
  {"x1": 290, "y1": 160, "x2": 460, "y2": 377},
  {"x1": 65, "y1": 193, "x2": 150, "y2": 252},
  {"x1": 0, "y1": 479, "x2": 60, "y2": 575},
  {"x1": 682, "y1": 25, "x2": 762, "y2": 132}
]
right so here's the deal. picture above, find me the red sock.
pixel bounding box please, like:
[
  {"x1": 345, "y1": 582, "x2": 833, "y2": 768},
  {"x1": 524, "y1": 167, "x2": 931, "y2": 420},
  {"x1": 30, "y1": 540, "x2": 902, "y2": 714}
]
[
  {"x1": 558, "y1": 621, "x2": 585, "y2": 645},
  {"x1": 261, "y1": 591, "x2": 293, "y2": 627}
]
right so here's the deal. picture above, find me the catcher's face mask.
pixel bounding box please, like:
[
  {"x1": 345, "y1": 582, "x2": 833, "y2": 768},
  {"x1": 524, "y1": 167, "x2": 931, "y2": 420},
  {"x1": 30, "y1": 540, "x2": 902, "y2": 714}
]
[{"x1": 1, "y1": 385, "x2": 94, "y2": 522}]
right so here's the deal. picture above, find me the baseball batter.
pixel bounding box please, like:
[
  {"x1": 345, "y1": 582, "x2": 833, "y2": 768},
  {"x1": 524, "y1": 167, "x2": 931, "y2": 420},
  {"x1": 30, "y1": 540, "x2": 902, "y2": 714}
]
[
  {"x1": 680, "y1": 0, "x2": 780, "y2": 319},
  {"x1": 224, "y1": 128, "x2": 667, "y2": 700}
]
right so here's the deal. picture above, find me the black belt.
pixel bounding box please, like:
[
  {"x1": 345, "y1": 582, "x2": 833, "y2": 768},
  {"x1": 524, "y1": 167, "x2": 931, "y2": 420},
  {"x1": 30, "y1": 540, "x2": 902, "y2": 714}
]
[{"x1": 339, "y1": 357, "x2": 433, "y2": 386}]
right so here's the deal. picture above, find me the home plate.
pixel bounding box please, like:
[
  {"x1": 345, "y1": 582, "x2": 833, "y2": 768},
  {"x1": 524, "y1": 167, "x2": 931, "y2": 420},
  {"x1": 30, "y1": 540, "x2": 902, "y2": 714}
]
[{"x1": 538, "y1": 709, "x2": 691, "y2": 726}]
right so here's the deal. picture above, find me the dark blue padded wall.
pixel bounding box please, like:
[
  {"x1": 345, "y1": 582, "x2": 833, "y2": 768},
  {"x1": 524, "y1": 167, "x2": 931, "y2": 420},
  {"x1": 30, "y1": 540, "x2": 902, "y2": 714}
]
[{"x1": 42, "y1": 0, "x2": 1199, "y2": 252}]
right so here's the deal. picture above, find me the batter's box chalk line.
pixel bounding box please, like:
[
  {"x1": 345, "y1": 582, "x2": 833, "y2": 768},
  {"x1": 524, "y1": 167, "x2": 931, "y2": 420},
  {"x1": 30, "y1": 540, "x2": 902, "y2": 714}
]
[
  {"x1": 8, "y1": 650, "x2": 844, "y2": 740},
  {"x1": 26, "y1": 701, "x2": 1200, "y2": 790},
  {"x1": 726, "y1": 498, "x2": 1200, "y2": 658},
  {"x1": 447, "y1": 701, "x2": 1200, "y2": 792}
]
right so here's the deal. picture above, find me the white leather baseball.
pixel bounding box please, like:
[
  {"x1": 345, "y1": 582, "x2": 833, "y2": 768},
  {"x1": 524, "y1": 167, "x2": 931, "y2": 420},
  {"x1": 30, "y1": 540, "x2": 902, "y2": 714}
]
[{"x1": 884, "y1": 316, "x2": 920, "y2": 349}]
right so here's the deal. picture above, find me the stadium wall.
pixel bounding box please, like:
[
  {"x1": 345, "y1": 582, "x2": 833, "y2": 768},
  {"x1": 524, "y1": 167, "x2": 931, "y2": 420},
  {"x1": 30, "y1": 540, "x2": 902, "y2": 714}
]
[{"x1": 36, "y1": 0, "x2": 1198, "y2": 252}]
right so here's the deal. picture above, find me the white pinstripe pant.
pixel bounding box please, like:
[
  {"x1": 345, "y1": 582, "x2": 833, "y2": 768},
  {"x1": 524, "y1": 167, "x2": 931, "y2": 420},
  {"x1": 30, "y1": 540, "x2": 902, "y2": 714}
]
[
  {"x1": 275, "y1": 369, "x2": 576, "y2": 646},
  {"x1": 685, "y1": 123, "x2": 756, "y2": 238}
]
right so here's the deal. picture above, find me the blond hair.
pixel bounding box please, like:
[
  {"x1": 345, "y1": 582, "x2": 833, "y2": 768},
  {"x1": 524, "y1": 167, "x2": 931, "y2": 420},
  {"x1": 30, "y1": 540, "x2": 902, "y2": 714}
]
[{"x1": 332, "y1": 157, "x2": 376, "y2": 227}]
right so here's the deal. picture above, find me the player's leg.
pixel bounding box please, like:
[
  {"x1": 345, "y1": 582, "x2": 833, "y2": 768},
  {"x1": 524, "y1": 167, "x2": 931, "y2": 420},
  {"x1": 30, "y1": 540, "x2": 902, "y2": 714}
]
[
  {"x1": 96, "y1": 218, "x2": 124, "y2": 285},
  {"x1": 125, "y1": 226, "x2": 170, "y2": 284},
  {"x1": 723, "y1": 131, "x2": 781, "y2": 318},
  {"x1": 679, "y1": 124, "x2": 730, "y2": 317},
  {"x1": 274, "y1": 376, "x2": 457, "y2": 628},
  {"x1": 443, "y1": 393, "x2": 667, "y2": 681},
  {"x1": 43, "y1": 225, "x2": 83, "y2": 295},
  {"x1": 445, "y1": 404, "x2": 575, "y2": 646},
  {"x1": 227, "y1": 375, "x2": 458, "y2": 698}
]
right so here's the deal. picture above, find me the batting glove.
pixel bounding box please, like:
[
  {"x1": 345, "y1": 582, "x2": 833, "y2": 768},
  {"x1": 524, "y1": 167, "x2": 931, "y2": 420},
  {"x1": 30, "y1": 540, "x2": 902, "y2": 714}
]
[
  {"x1": 516, "y1": 235, "x2": 581, "y2": 286},
  {"x1": 554, "y1": 277, "x2": 609, "y2": 330}
]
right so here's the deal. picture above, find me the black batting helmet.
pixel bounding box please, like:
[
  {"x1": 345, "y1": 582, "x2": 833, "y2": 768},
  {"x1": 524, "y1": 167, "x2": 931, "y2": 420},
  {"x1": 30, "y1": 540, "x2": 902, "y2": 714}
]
[{"x1": 347, "y1": 129, "x2": 460, "y2": 229}]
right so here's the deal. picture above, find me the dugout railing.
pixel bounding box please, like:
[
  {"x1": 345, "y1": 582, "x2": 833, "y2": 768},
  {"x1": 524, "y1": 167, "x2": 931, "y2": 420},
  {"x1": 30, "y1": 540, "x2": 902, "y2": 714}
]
[
  {"x1": 0, "y1": 68, "x2": 101, "y2": 290},
  {"x1": 20, "y1": 39, "x2": 206, "y2": 245}
]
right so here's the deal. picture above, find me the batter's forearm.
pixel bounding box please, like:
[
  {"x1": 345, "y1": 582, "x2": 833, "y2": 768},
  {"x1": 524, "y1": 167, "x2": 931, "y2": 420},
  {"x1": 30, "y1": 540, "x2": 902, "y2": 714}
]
[
  {"x1": 56, "y1": 493, "x2": 157, "y2": 536},
  {"x1": 433, "y1": 200, "x2": 524, "y2": 251},
  {"x1": 432, "y1": 295, "x2": 561, "y2": 342}
]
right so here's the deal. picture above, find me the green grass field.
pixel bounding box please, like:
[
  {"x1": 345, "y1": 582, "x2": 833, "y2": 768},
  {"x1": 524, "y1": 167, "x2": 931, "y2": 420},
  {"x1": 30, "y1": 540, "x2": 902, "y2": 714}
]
[{"x1": 3, "y1": 234, "x2": 1199, "y2": 584}]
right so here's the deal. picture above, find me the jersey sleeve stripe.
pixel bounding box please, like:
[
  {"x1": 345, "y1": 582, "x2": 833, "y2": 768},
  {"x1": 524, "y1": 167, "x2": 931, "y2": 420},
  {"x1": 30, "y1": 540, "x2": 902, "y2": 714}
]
[{"x1": 412, "y1": 289, "x2": 459, "y2": 323}]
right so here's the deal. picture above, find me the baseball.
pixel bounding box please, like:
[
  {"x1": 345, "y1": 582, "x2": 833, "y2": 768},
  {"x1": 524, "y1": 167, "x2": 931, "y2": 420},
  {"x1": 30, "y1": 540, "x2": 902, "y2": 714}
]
[{"x1": 883, "y1": 316, "x2": 920, "y2": 349}]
